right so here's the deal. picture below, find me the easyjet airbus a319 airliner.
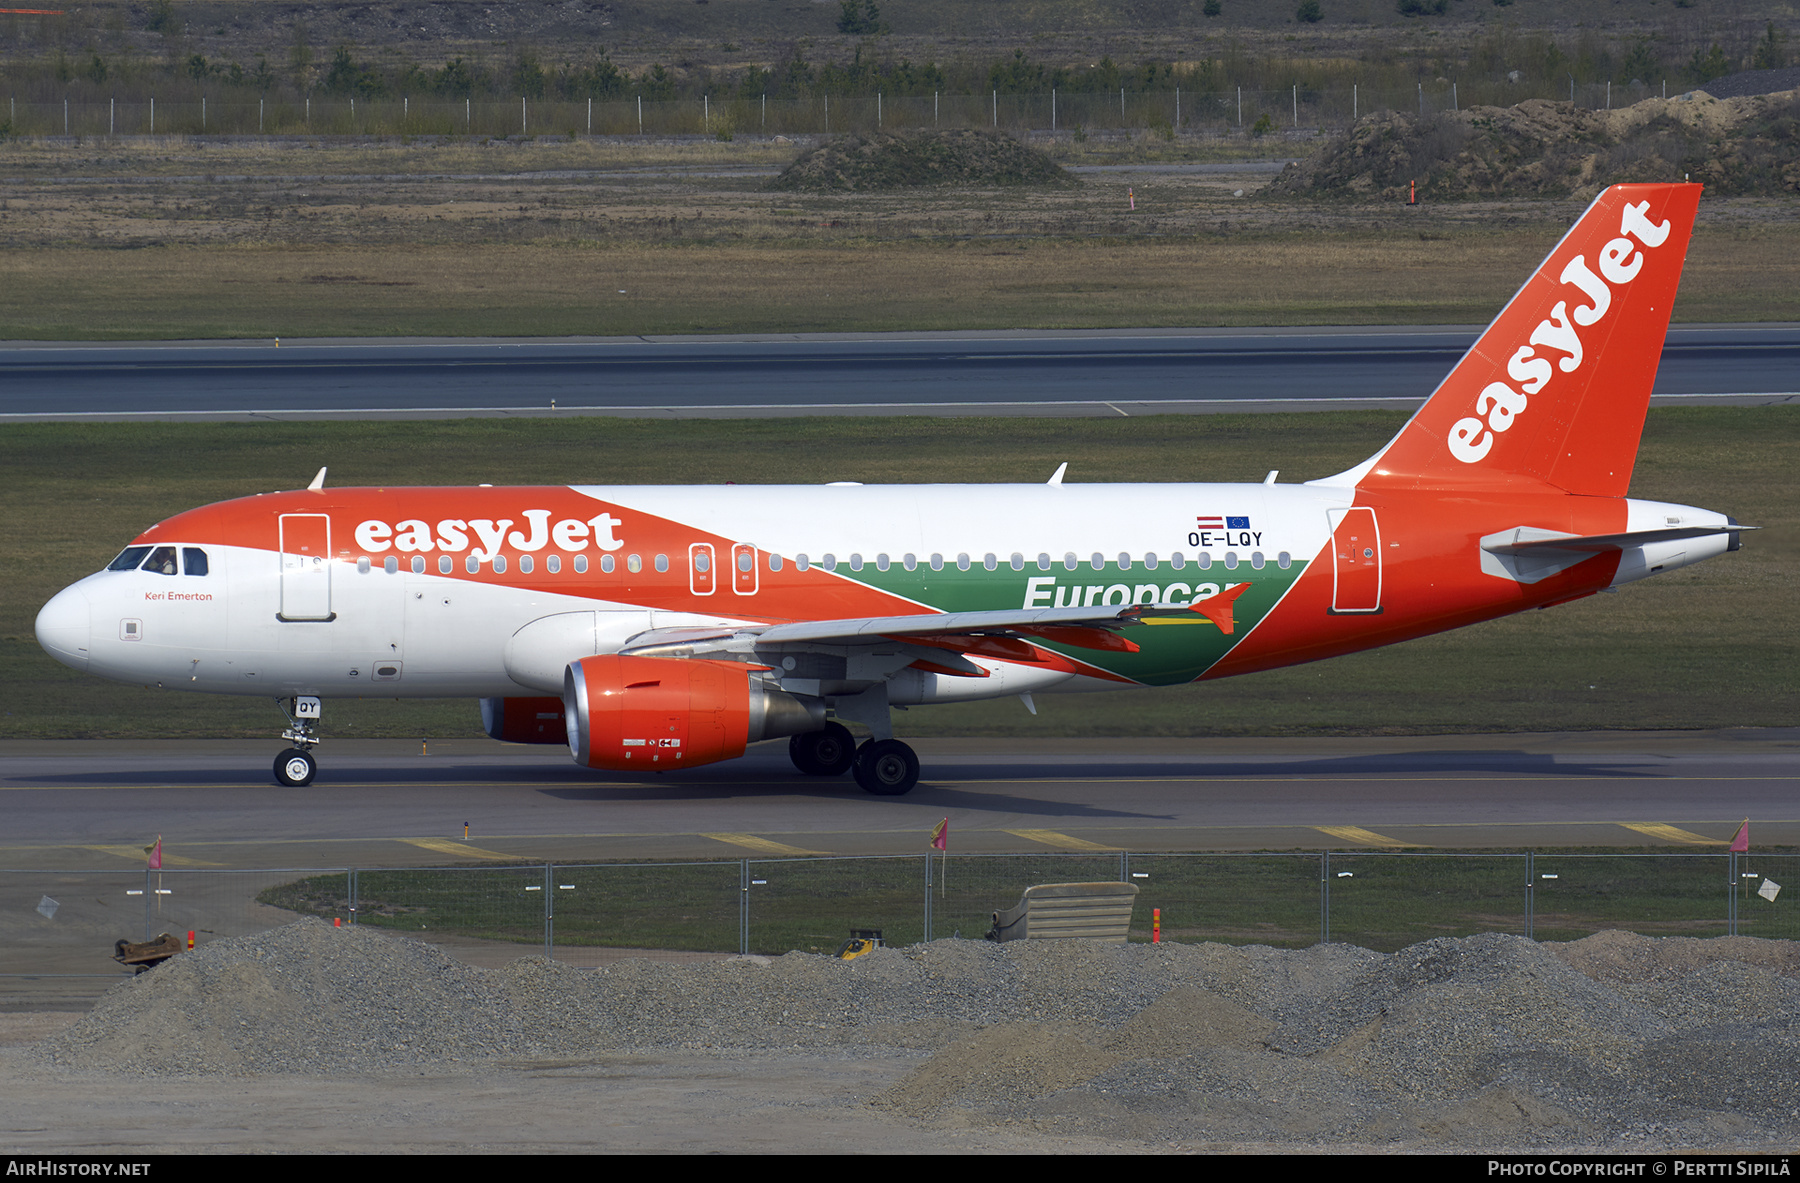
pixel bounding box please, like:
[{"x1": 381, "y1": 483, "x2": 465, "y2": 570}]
[{"x1": 37, "y1": 183, "x2": 1745, "y2": 794}]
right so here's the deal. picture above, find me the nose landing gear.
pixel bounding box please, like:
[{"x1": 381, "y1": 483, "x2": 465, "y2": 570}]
[{"x1": 273, "y1": 695, "x2": 322, "y2": 787}]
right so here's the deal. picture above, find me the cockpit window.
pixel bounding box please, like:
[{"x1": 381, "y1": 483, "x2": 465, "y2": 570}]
[
  {"x1": 182, "y1": 547, "x2": 210, "y2": 577},
  {"x1": 143, "y1": 546, "x2": 179, "y2": 576},
  {"x1": 107, "y1": 546, "x2": 152, "y2": 572}
]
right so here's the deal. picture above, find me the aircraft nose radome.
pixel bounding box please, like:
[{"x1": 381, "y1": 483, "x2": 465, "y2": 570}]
[{"x1": 35, "y1": 585, "x2": 91, "y2": 672}]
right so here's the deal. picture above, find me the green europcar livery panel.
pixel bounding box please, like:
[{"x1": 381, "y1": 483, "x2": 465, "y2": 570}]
[{"x1": 826, "y1": 558, "x2": 1309, "y2": 685}]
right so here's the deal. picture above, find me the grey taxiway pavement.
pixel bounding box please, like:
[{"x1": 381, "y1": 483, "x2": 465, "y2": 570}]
[
  {"x1": 3, "y1": 732, "x2": 1795, "y2": 870},
  {"x1": 2, "y1": 325, "x2": 1796, "y2": 421}
]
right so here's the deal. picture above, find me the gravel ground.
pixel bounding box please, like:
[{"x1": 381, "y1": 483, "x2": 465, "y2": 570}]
[{"x1": 10, "y1": 920, "x2": 1800, "y2": 1152}]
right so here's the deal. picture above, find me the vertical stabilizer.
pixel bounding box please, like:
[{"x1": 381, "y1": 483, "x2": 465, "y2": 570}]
[{"x1": 1341, "y1": 183, "x2": 1701, "y2": 497}]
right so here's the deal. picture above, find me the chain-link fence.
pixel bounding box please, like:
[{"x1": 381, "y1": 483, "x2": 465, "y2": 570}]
[
  {"x1": 8, "y1": 850, "x2": 1791, "y2": 976},
  {"x1": 0, "y1": 81, "x2": 1676, "y2": 140}
]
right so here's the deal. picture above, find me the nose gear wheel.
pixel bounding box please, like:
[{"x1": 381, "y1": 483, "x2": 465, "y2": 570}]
[{"x1": 274, "y1": 747, "x2": 317, "y2": 787}]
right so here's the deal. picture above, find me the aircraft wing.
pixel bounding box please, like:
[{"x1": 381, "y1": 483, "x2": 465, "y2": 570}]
[
  {"x1": 757, "y1": 605, "x2": 1146, "y2": 644},
  {"x1": 620, "y1": 585, "x2": 1253, "y2": 660}
]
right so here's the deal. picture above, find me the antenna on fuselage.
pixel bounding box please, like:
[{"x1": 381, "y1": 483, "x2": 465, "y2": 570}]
[{"x1": 307, "y1": 467, "x2": 327, "y2": 491}]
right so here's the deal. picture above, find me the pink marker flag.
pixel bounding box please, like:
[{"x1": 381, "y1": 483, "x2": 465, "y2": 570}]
[
  {"x1": 147, "y1": 836, "x2": 162, "y2": 870},
  {"x1": 1730, "y1": 819, "x2": 1749, "y2": 853},
  {"x1": 930, "y1": 819, "x2": 948, "y2": 851}
]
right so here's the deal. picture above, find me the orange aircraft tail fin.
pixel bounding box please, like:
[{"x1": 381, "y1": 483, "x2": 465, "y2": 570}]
[{"x1": 1325, "y1": 183, "x2": 1701, "y2": 498}]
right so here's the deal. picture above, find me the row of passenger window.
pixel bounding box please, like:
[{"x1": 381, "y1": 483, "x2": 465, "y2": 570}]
[
  {"x1": 353, "y1": 549, "x2": 1294, "y2": 576},
  {"x1": 789, "y1": 551, "x2": 1295, "y2": 573},
  {"x1": 107, "y1": 546, "x2": 210, "y2": 576},
  {"x1": 360, "y1": 553, "x2": 610, "y2": 576}
]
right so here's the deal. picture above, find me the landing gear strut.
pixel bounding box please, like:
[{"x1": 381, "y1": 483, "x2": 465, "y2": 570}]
[{"x1": 273, "y1": 695, "x2": 322, "y2": 787}]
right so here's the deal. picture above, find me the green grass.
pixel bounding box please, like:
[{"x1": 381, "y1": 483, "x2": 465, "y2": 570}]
[
  {"x1": 255, "y1": 848, "x2": 1800, "y2": 955},
  {"x1": 4, "y1": 407, "x2": 1794, "y2": 740},
  {"x1": 6, "y1": 227, "x2": 1799, "y2": 340},
  {"x1": 7, "y1": 406, "x2": 1792, "y2": 738}
]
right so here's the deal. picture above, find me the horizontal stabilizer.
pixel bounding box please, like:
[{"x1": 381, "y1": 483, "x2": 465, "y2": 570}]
[
  {"x1": 1485, "y1": 524, "x2": 1748, "y2": 554},
  {"x1": 1480, "y1": 522, "x2": 1748, "y2": 584}
]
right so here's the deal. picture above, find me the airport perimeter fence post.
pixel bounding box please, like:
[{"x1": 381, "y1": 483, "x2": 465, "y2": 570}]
[
  {"x1": 739, "y1": 859, "x2": 749, "y2": 955},
  {"x1": 543, "y1": 862, "x2": 553, "y2": 957},
  {"x1": 1718, "y1": 849, "x2": 1738, "y2": 940},
  {"x1": 1317, "y1": 849, "x2": 1332, "y2": 943},
  {"x1": 923, "y1": 850, "x2": 932, "y2": 944},
  {"x1": 1524, "y1": 851, "x2": 1534, "y2": 940},
  {"x1": 1728, "y1": 850, "x2": 1736, "y2": 936}
]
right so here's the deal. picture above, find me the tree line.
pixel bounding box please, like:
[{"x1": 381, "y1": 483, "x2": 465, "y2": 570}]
[{"x1": 1, "y1": 24, "x2": 1785, "y2": 105}]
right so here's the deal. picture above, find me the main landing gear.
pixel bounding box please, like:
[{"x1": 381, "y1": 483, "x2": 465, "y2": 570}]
[
  {"x1": 273, "y1": 695, "x2": 322, "y2": 788},
  {"x1": 852, "y1": 739, "x2": 920, "y2": 796},
  {"x1": 788, "y1": 722, "x2": 921, "y2": 796}
]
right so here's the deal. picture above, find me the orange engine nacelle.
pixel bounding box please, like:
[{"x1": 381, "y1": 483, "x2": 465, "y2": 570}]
[
  {"x1": 480, "y1": 696, "x2": 571, "y2": 745},
  {"x1": 562, "y1": 654, "x2": 825, "y2": 771}
]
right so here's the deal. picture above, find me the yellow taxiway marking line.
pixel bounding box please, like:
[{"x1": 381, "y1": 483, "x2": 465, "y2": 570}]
[
  {"x1": 79, "y1": 845, "x2": 226, "y2": 867},
  {"x1": 399, "y1": 838, "x2": 522, "y2": 861},
  {"x1": 1312, "y1": 825, "x2": 1424, "y2": 848},
  {"x1": 700, "y1": 833, "x2": 830, "y2": 856},
  {"x1": 1002, "y1": 829, "x2": 1121, "y2": 852},
  {"x1": 8, "y1": 818, "x2": 1793, "y2": 860},
  {"x1": 1619, "y1": 822, "x2": 1725, "y2": 846}
]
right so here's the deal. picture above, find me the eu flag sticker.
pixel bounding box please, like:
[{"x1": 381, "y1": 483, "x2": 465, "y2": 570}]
[{"x1": 1226, "y1": 516, "x2": 1251, "y2": 529}]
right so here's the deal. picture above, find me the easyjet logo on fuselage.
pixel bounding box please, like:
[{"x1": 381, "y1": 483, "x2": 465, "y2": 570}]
[
  {"x1": 1446, "y1": 199, "x2": 1672, "y2": 465},
  {"x1": 352, "y1": 510, "x2": 625, "y2": 560}
]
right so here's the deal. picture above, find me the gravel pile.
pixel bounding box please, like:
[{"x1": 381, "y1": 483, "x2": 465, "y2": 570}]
[
  {"x1": 1700, "y1": 68, "x2": 1800, "y2": 100},
  {"x1": 34, "y1": 919, "x2": 1800, "y2": 1148}
]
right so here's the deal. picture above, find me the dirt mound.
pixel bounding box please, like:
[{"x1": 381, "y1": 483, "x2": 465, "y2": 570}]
[
  {"x1": 770, "y1": 129, "x2": 1073, "y2": 191},
  {"x1": 32, "y1": 922, "x2": 1800, "y2": 1149},
  {"x1": 1269, "y1": 91, "x2": 1800, "y2": 201}
]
